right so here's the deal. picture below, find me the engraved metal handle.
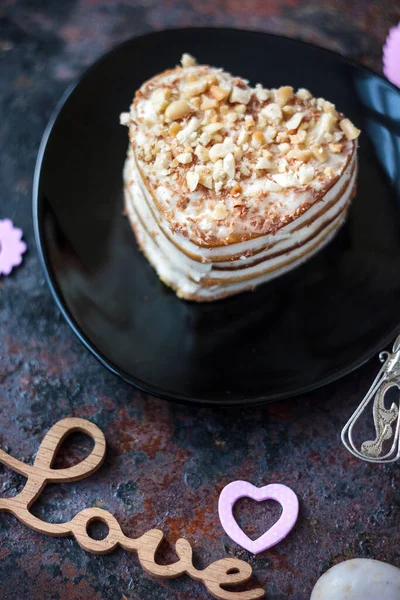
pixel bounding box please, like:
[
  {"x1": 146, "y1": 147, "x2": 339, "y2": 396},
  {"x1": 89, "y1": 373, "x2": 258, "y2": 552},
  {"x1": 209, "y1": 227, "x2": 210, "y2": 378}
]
[{"x1": 341, "y1": 334, "x2": 400, "y2": 463}]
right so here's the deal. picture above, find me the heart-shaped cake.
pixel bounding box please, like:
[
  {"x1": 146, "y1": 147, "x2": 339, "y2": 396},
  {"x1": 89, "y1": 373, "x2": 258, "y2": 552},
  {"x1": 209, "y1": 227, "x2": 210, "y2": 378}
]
[{"x1": 121, "y1": 53, "x2": 360, "y2": 301}]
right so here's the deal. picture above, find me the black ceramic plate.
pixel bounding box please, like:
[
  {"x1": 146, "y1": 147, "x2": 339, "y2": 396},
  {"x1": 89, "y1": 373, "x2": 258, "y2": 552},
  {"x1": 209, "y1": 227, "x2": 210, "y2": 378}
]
[{"x1": 34, "y1": 28, "x2": 400, "y2": 406}]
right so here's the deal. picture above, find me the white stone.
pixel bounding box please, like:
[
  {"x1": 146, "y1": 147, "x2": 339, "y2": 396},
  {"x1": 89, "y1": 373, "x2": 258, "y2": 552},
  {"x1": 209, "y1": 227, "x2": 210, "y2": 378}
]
[{"x1": 310, "y1": 559, "x2": 400, "y2": 600}]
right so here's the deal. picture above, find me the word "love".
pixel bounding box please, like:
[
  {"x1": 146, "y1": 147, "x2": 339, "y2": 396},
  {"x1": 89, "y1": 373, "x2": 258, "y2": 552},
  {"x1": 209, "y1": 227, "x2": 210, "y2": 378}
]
[{"x1": 0, "y1": 418, "x2": 264, "y2": 600}]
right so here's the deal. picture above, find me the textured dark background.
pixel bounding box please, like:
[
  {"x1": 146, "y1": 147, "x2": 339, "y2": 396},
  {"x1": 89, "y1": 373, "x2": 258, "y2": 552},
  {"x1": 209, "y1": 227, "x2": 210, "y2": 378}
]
[{"x1": 1, "y1": 1, "x2": 400, "y2": 599}]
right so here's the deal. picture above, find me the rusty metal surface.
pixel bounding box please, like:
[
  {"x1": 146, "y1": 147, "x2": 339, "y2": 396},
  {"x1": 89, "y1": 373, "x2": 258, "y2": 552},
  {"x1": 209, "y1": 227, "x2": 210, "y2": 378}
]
[{"x1": 1, "y1": 1, "x2": 400, "y2": 598}]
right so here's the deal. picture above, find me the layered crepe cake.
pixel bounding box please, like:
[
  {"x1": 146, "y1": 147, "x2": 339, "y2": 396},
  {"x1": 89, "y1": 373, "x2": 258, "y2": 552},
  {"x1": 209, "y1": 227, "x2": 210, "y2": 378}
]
[{"x1": 121, "y1": 54, "x2": 360, "y2": 301}]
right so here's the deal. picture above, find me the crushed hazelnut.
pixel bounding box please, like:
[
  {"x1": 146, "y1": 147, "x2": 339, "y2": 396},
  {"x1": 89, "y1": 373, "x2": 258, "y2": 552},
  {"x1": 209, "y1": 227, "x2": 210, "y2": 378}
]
[
  {"x1": 165, "y1": 100, "x2": 191, "y2": 121},
  {"x1": 151, "y1": 88, "x2": 171, "y2": 113},
  {"x1": 203, "y1": 122, "x2": 223, "y2": 134},
  {"x1": 194, "y1": 144, "x2": 210, "y2": 162},
  {"x1": 244, "y1": 115, "x2": 255, "y2": 129},
  {"x1": 317, "y1": 112, "x2": 337, "y2": 135},
  {"x1": 169, "y1": 122, "x2": 181, "y2": 137},
  {"x1": 287, "y1": 148, "x2": 312, "y2": 162},
  {"x1": 275, "y1": 86, "x2": 294, "y2": 107},
  {"x1": 199, "y1": 172, "x2": 213, "y2": 189},
  {"x1": 255, "y1": 157, "x2": 272, "y2": 170},
  {"x1": 323, "y1": 100, "x2": 336, "y2": 114},
  {"x1": 184, "y1": 79, "x2": 209, "y2": 98},
  {"x1": 212, "y1": 159, "x2": 224, "y2": 181},
  {"x1": 214, "y1": 201, "x2": 229, "y2": 220},
  {"x1": 190, "y1": 97, "x2": 201, "y2": 110},
  {"x1": 262, "y1": 103, "x2": 282, "y2": 122},
  {"x1": 223, "y1": 152, "x2": 235, "y2": 179},
  {"x1": 340, "y1": 118, "x2": 361, "y2": 140},
  {"x1": 181, "y1": 53, "x2": 197, "y2": 67},
  {"x1": 254, "y1": 84, "x2": 270, "y2": 102},
  {"x1": 120, "y1": 112, "x2": 131, "y2": 125},
  {"x1": 272, "y1": 173, "x2": 300, "y2": 188},
  {"x1": 296, "y1": 88, "x2": 312, "y2": 100},
  {"x1": 312, "y1": 146, "x2": 328, "y2": 163},
  {"x1": 229, "y1": 86, "x2": 252, "y2": 105},
  {"x1": 237, "y1": 130, "x2": 249, "y2": 146},
  {"x1": 298, "y1": 164, "x2": 315, "y2": 184},
  {"x1": 231, "y1": 184, "x2": 242, "y2": 196},
  {"x1": 264, "y1": 125, "x2": 277, "y2": 142},
  {"x1": 285, "y1": 112, "x2": 304, "y2": 131},
  {"x1": 252, "y1": 131, "x2": 265, "y2": 148},
  {"x1": 176, "y1": 152, "x2": 193, "y2": 164},
  {"x1": 329, "y1": 143, "x2": 342, "y2": 153},
  {"x1": 282, "y1": 105, "x2": 295, "y2": 116},
  {"x1": 264, "y1": 178, "x2": 282, "y2": 192},
  {"x1": 186, "y1": 170, "x2": 199, "y2": 191},
  {"x1": 210, "y1": 85, "x2": 229, "y2": 101},
  {"x1": 209, "y1": 138, "x2": 236, "y2": 162},
  {"x1": 201, "y1": 96, "x2": 219, "y2": 111}
]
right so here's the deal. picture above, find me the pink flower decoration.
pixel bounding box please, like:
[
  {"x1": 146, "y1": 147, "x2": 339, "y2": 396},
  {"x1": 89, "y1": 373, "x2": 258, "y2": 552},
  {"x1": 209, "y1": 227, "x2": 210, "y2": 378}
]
[
  {"x1": 0, "y1": 219, "x2": 27, "y2": 276},
  {"x1": 383, "y1": 23, "x2": 400, "y2": 88}
]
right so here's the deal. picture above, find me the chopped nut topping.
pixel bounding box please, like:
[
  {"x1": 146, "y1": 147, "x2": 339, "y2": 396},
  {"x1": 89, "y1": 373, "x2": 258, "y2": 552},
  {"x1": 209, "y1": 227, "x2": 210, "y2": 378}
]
[
  {"x1": 194, "y1": 144, "x2": 210, "y2": 162},
  {"x1": 200, "y1": 96, "x2": 219, "y2": 111},
  {"x1": 209, "y1": 138, "x2": 236, "y2": 162},
  {"x1": 184, "y1": 79, "x2": 209, "y2": 98},
  {"x1": 272, "y1": 173, "x2": 300, "y2": 188},
  {"x1": 190, "y1": 96, "x2": 201, "y2": 110},
  {"x1": 151, "y1": 88, "x2": 171, "y2": 113},
  {"x1": 223, "y1": 152, "x2": 235, "y2": 179},
  {"x1": 197, "y1": 167, "x2": 213, "y2": 189},
  {"x1": 296, "y1": 88, "x2": 312, "y2": 100},
  {"x1": 312, "y1": 146, "x2": 328, "y2": 163},
  {"x1": 176, "y1": 152, "x2": 193, "y2": 164},
  {"x1": 287, "y1": 148, "x2": 312, "y2": 162},
  {"x1": 120, "y1": 112, "x2": 131, "y2": 125},
  {"x1": 264, "y1": 125, "x2": 277, "y2": 142},
  {"x1": 317, "y1": 112, "x2": 337, "y2": 135},
  {"x1": 298, "y1": 164, "x2": 315, "y2": 184},
  {"x1": 165, "y1": 100, "x2": 191, "y2": 121},
  {"x1": 278, "y1": 142, "x2": 291, "y2": 155},
  {"x1": 186, "y1": 170, "x2": 199, "y2": 191},
  {"x1": 251, "y1": 131, "x2": 265, "y2": 148},
  {"x1": 285, "y1": 112, "x2": 304, "y2": 131},
  {"x1": 264, "y1": 178, "x2": 282, "y2": 192},
  {"x1": 214, "y1": 201, "x2": 229, "y2": 220},
  {"x1": 340, "y1": 118, "x2": 361, "y2": 140},
  {"x1": 275, "y1": 86, "x2": 294, "y2": 107},
  {"x1": 262, "y1": 103, "x2": 282, "y2": 122},
  {"x1": 255, "y1": 157, "x2": 272, "y2": 170},
  {"x1": 203, "y1": 122, "x2": 223, "y2": 134},
  {"x1": 181, "y1": 53, "x2": 197, "y2": 67},
  {"x1": 169, "y1": 122, "x2": 181, "y2": 137},
  {"x1": 128, "y1": 55, "x2": 360, "y2": 201},
  {"x1": 289, "y1": 130, "x2": 307, "y2": 145},
  {"x1": 323, "y1": 100, "x2": 336, "y2": 114},
  {"x1": 210, "y1": 85, "x2": 229, "y2": 101},
  {"x1": 329, "y1": 143, "x2": 342, "y2": 153},
  {"x1": 254, "y1": 84, "x2": 270, "y2": 102},
  {"x1": 229, "y1": 86, "x2": 252, "y2": 105},
  {"x1": 231, "y1": 184, "x2": 242, "y2": 196},
  {"x1": 237, "y1": 130, "x2": 249, "y2": 146},
  {"x1": 244, "y1": 115, "x2": 255, "y2": 129}
]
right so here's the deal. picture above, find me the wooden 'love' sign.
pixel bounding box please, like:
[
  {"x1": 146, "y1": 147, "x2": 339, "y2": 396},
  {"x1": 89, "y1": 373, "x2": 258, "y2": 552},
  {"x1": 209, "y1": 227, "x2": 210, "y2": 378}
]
[{"x1": 0, "y1": 418, "x2": 264, "y2": 599}]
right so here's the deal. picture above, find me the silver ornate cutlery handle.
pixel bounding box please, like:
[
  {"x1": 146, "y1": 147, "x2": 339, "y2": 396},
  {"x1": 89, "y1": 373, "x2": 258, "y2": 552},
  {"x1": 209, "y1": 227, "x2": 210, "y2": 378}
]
[{"x1": 341, "y1": 334, "x2": 400, "y2": 463}]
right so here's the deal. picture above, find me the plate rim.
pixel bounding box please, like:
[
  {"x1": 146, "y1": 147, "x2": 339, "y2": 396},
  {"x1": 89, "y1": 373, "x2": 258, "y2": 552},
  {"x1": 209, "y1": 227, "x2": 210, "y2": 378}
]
[{"x1": 33, "y1": 26, "x2": 399, "y2": 406}]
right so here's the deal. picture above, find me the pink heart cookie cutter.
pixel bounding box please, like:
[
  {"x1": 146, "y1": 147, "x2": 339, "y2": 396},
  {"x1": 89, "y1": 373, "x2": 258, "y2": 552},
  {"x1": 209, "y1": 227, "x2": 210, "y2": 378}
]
[{"x1": 218, "y1": 481, "x2": 299, "y2": 554}]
